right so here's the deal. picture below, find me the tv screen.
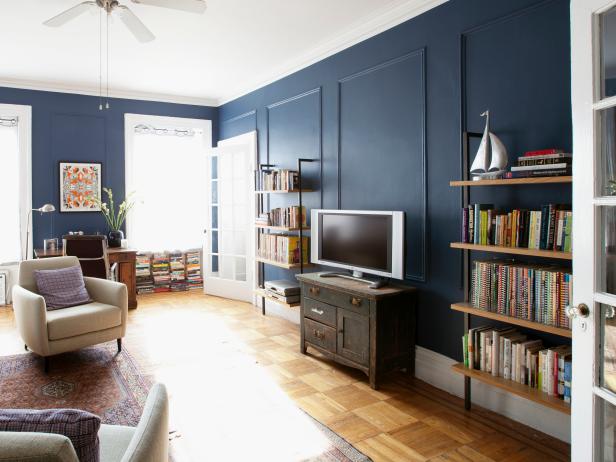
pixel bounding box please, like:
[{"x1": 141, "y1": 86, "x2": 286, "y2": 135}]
[{"x1": 320, "y1": 213, "x2": 392, "y2": 272}]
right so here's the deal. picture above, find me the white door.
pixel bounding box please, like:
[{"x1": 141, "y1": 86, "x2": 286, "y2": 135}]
[
  {"x1": 204, "y1": 132, "x2": 256, "y2": 302},
  {"x1": 572, "y1": 1, "x2": 616, "y2": 459}
]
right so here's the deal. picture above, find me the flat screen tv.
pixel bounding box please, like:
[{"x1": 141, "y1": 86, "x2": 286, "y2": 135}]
[{"x1": 311, "y1": 210, "x2": 405, "y2": 280}]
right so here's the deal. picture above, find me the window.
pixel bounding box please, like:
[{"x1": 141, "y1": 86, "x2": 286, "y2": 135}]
[
  {"x1": 125, "y1": 114, "x2": 211, "y2": 251},
  {"x1": 0, "y1": 105, "x2": 31, "y2": 263}
]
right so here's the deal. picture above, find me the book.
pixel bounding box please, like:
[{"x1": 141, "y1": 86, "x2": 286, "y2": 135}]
[
  {"x1": 523, "y1": 149, "x2": 564, "y2": 157},
  {"x1": 511, "y1": 163, "x2": 570, "y2": 172}
]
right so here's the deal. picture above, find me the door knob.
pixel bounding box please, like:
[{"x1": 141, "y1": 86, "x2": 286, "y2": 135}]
[{"x1": 566, "y1": 303, "x2": 590, "y2": 319}]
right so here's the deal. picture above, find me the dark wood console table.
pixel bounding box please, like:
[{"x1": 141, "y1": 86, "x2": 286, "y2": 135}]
[{"x1": 296, "y1": 272, "x2": 416, "y2": 389}]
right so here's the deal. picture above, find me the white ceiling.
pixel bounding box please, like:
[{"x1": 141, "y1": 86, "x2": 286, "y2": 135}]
[{"x1": 0, "y1": 0, "x2": 445, "y2": 106}]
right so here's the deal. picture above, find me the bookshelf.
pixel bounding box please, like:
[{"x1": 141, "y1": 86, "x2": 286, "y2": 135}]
[
  {"x1": 254, "y1": 159, "x2": 318, "y2": 314},
  {"x1": 449, "y1": 242, "x2": 571, "y2": 260},
  {"x1": 451, "y1": 363, "x2": 570, "y2": 414},
  {"x1": 449, "y1": 176, "x2": 572, "y2": 187},
  {"x1": 451, "y1": 131, "x2": 572, "y2": 413}
]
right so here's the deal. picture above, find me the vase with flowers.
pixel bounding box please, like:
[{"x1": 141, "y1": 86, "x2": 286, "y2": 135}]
[{"x1": 94, "y1": 188, "x2": 135, "y2": 248}]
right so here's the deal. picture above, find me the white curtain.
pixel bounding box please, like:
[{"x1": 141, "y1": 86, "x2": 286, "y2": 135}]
[
  {"x1": 127, "y1": 129, "x2": 207, "y2": 251},
  {"x1": 0, "y1": 122, "x2": 21, "y2": 264}
]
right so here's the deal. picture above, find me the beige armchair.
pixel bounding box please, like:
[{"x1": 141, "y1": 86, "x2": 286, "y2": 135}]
[
  {"x1": 0, "y1": 383, "x2": 169, "y2": 462},
  {"x1": 12, "y1": 256, "x2": 128, "y2": 372}
]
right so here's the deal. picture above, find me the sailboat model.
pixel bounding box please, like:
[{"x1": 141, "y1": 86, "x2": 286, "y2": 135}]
[{"x1": 470, "y1": 110, "x2": 508, "y2": 180}]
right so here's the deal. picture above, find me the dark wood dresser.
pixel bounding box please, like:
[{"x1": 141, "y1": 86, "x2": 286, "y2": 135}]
[{"x1": 296, "y1": 272, "x2": 416, "y2": 389}]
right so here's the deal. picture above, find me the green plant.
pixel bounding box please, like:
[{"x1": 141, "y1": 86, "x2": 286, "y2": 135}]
[
  {"x1": 608, "y1": 180, "x2": 616, "y2": 196},
  {"x1": 93, "y1": 188, "x2": 136, "y2": 231}
]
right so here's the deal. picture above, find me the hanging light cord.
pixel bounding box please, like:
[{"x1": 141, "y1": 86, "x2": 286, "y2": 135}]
[
  {"x1": 99, "y1": 9, "x2": 103, "y2": 110},
  {"x1": 106, "y1": 9, "x2": 110, "y2": 109}
]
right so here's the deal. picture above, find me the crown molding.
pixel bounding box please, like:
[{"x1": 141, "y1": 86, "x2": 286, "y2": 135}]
[
  {"x1": 216, "y1": 0, "x2": 448, "y2": 105},
  {"x1": 0, "y1": 78, "x2": 218, "y2": 108}
]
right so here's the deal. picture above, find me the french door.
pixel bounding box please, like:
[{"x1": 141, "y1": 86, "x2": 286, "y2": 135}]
[
  {"x1": 572, "y1": 1, "x2": 616, "y2": 459},
  {"x1": 204, "y1": 132, "x2": 257, "y2": 302}
]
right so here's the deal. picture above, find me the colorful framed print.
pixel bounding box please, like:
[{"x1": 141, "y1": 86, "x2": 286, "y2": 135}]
[{"x1": 59, "y1": 162, "x2": 102, "y2": 212}]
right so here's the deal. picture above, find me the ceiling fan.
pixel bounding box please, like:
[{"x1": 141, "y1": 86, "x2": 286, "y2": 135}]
[{"x1": 43, "y1": 0, "x2": 207, "y2": 43}]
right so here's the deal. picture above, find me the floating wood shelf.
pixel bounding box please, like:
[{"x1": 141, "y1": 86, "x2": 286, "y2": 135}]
[
  {"x1": 451, "y1": 363, "x2": 571, "y2": 414},
  {"x1": 255, "y1": 224, "x2": 311, "y2": 232},
  {"x1": 255, "y1": 189, "x2": 313, "y2": 194},
  {"x1": 255, "y1": 257, "x2": 313, "y2": 270},
  {"x1": 451, "y1": 303, "x2": 572, "y2": 338},
  {"x1": 450, "y1": 242, "x2": 572, "y2": 260},
  {"x1": 254, "y1": 288, "x2": 300, "y2": 308},
  {"x1": 449, "y1": 176, "x2": 572, "y2": 187}
]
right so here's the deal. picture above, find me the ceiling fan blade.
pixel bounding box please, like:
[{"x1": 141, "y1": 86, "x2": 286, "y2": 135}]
[
  {"x1": 43, "y1": 1, "x2": 98, "y2": 27},
  {"x1": 116, "y1": 6, "x2": 155, "y2": 43},
  {"x1": 131, "y1": 0, "x2": 207, "y2": 14}
]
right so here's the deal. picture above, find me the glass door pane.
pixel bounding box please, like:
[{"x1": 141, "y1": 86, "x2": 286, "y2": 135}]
[{"x1": 601, "y1": 7, "x2": 616, "y2": 99}]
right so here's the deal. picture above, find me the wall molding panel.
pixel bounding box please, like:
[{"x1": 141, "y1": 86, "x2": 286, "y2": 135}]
[{"x1": 338, "y1": 49, "x2": 427, "y2": 282}]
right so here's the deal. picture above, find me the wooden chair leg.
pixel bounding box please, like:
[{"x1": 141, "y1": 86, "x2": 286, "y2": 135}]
[
  {"x1": 44, "y1": 357, "x2": 49, "y2": 374},
  {"x1": 117, "y1": 338, "x2": 122, "y2": 352}
]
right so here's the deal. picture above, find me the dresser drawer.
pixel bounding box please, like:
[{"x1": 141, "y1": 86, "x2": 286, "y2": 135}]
[
  {"x1": 304, "y1": 283, "x2": 369, "y2": 315},
  {"x1": 304, "y1": 318, "x2": 336, "y2": 353},
  {"x1": 303, "y1": 298, "x2": 337, "y2": 328}
]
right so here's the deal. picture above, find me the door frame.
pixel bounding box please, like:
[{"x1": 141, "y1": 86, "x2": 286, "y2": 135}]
[
  {"x1": 571, "y1": 0, "x2": 616, "y2": 459},
  {"x1": 204, "y1": 131, "x2": 257, "y2": 302}
]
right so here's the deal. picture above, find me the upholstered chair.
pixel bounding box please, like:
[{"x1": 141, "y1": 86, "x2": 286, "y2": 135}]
[
  {"x1": 12, "y1": 256, "x2": 128, "y2": 372},
  {"x1": 0, "y1": 383, "x2": 169, "y2": 462}
]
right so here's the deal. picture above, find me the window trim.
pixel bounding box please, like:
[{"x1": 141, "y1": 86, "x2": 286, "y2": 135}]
[
  {"x1": 0, "y1": 104, "x2": 32, "y2": 261},
  {"x1": 124, "y1": 113, "x2": 212, "y2": 249}
]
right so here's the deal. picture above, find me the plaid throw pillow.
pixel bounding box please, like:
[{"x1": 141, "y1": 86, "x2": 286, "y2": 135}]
[
  {"x1": 33, "y1": 265, "x2": 92, "y2": 310},
  {"x1": 0, "y1": 408, "x2": 101, "y2": 462}
]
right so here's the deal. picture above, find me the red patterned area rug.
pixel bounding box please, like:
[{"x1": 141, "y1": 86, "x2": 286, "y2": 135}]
[{"x1": 0, "y1": 343, "x2": 151, "y2": 426}]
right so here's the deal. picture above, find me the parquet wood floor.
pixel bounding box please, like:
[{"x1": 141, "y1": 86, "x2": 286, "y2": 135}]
[{"x1": 0, "y1": 292, "x2": 570, "y2": 461}]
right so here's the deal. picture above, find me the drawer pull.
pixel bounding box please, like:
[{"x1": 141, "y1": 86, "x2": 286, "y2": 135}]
[
  {"x1": 312, "y1": 329, "x2": 324, "y2": 340},
  {"x1": 311, "y1": 308, "x2": 324, "y2": 315},
  {"x1": 309, "y1": 287, "x2": 320, "y2": 296},
  {"x1": 350, "y1": 297, "x2": 362, "y2": 307}
]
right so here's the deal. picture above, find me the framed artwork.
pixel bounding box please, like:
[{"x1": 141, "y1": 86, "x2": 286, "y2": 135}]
[{"x1": 59, "y1": 161, "x2": 102, "y2": 212}]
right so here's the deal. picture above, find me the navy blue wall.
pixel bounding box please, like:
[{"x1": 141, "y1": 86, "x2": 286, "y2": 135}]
[
  {"x1": 219, "y1": 0, "x2": 572, "y2": 359},
  {"x1": 0, "y1": 87, "x2": 217, "y2": 248}
]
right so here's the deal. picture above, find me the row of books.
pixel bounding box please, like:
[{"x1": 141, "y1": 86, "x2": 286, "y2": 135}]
[
  {"x1": 256, "y1": 206, "x2": 307, "y2": 228},
  {"x1": 257, "y1": 234, "x2": 309, "y2": 264},
  {"x1": 462, "y1": 326, "x2": 571, "y2": 403},
  {"x1": 135, "y1": 250, "x2": 203, "y2": 294},
  {"x1": 504, "y1": 149, "x2": 571, "y2": 179},
  {"x1": 461, "y1": 203, "x2": 572, "y2": 252},
  {"x1": 471, "y1": 260, "x2": 572, "y2": 329},
  {"x1": 185, "y1": 250, "x2": 203, "y2": 290},
  {"x1": 259, "y1": 169, "x2": 300, "y2": 191}
]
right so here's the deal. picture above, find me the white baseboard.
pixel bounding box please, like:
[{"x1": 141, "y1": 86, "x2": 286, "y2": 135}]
[{"x1": 414, "y1": 346, "x2": 571, "y2": 443}]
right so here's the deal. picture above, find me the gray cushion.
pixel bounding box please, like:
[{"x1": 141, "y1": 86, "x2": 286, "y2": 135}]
[
  {"x1": 98, "y1": 424, "x2": 135, "y2": 462},
  {"x1": 0, "y1": 408, "x2": 100, "y2": 462},
  {"x1": 33, "y1": 265, "x2": 91, "y2": 310},
  {"x1": 46, "y1": 302, "x2": 122, "y2": 340}
]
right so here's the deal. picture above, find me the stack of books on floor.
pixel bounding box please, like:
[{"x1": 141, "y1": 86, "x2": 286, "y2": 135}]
[
  {"x1": 259, "y1": 168, "x2": 300, "y2": 191},
  {"x1": 135, "y1": 253, "x2": 154, "y2": 294},
  {"x1": 151, "y1": 252, "x2": 171, "y2": 292},
  {"x1": 461, "y1": 203, "x2": 572, "y2": 252},
  {"x1": 462, "y1": 327, "x2": 571, "y2": 403},
  {"x1": 185, "y1": 249, "x2": 203, "y2": 290},
  {"x1": 471, "y1": 260, "x2": 572, "y2": 329},
  {"x1": 258, "y1": 234, "x2": 309, "y2": 264},
  {"x1": 505, "y1": 149, "x2": 571, "y2": 179},
  {"x1": 169, "y1": 251, "x2": 187, "y2": 292},
  {"x1": 265, "y1": 206, "x2": 306, "y2": 228}
]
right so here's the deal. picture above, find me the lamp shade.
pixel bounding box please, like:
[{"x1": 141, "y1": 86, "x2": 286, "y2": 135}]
[{"x1": 36, "y1": 204, "x2": 55, "y2": 213}]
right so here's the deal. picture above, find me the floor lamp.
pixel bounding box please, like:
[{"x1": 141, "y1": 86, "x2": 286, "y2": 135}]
[{"x1": 25, "y1": 204, "x2": 55, "y2": 260}]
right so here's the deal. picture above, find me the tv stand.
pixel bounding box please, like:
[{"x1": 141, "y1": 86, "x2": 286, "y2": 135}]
[{"x1": 319, "y1": 271, "x2": 389, "y2": 289}]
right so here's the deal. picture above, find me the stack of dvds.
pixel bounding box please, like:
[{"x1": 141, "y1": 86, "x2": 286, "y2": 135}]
[
  {"x1": 169, "y1": 251, "x2": 187, "y2": 292},
  {"x1": 185, "y1": 249, "x2": 203, "y2": 290},
  {"x1": 151, "y1": 252, "x2": 171, "y2": 292},
  {"x1": 135, "y1": 253, "x2": 154, "y2": 294}
]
